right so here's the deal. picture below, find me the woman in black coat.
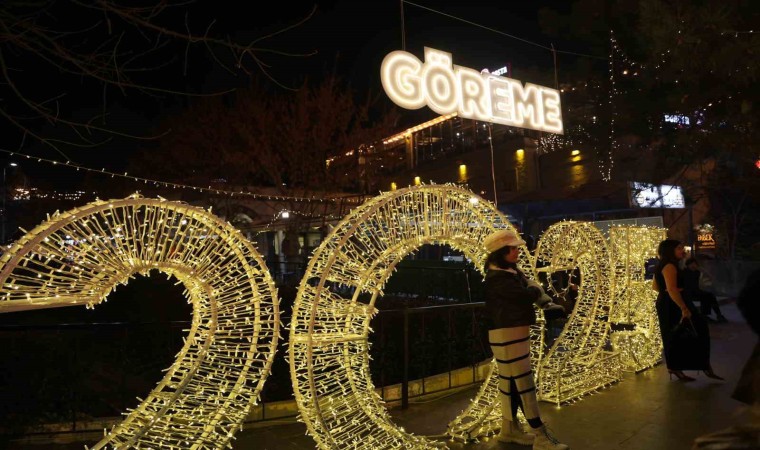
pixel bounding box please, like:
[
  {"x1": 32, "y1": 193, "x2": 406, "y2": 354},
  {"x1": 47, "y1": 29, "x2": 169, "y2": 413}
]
[
  {"x1": 653, "y1": 239, "x2": 723, "y2": 382},
  {"x1": 483, "y1": 229, "x2": 568, "y2": 450}
]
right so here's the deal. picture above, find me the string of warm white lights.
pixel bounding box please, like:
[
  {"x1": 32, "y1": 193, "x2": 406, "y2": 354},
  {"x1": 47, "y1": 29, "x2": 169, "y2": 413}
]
[
  {"x1": 288, "y1": 183, "x2": 665, "y2": 447},
  {"x1": 602, "y1": 30, "x2": 619, "y2": 182},
  {"x1": 0, "y1": 148, "x2": 365, "y2": 204},
  {"x1": 0, "y1": 194, "x2": 280, "y2": 449},
  {"x1": 608, "y1": 31, "x2": 736, "y2": 128},
  {"x1": 250, "y1": 208, "x2": 345, "y2": 235},
  {"x1": 288, "y1": 183, "x2": 514, "y2": 449},
  {"x1": 608, "y1": 226, "x2": 666, "y2": 372},
  {"x1": 449, "y1": 221, "x2": 664, "y2": 442},
  {"x1": 533, "y1": 221, "x2": 623, "y2": 404},
  {"x1": 0, "y1": 186, "x2": 665, "y2": 448}
]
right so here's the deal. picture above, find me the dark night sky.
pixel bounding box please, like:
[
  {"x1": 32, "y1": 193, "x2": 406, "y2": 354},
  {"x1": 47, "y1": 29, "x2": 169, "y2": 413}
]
[
  {"x1": 10, "y1": 0, "x2": 595, "y2": 189},
  {"x1": 250, "y1": 1, "x2": 581, "y2": 93}
]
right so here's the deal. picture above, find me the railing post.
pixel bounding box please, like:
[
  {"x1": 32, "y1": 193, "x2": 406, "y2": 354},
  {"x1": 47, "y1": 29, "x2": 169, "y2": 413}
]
[
  {"x1": 71, "y1": 329, "x2": 77, "y2": 432},
  {"x1": 471, "y1": 307, "x2": 477, "y2": 382},
  {"x1": 380, "y1": 313, "x2": 386, "y2": 401},
  {"x1": 402, "y1": 306, "x2": 409, "y2": 409},
  {"x1": 447, "y1": 308, "x2": 453, "y2": 390}
]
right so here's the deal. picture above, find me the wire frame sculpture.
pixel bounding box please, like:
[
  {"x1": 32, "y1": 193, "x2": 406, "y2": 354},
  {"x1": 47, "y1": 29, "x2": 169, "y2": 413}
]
[
  {"x1": 532, "y1": 221, "x2": 623, "y2": 405},
  {"x1": 0, "y1": 195, "x2": 279, "y2": 449},
  {"x1": 608, "y1": 226, "x2": 667, "y2": 372},
  {"x1": 448, "y1": 221, "x2": 639, "y2": 441},
  {"x1": 288, "y1": 184, "x2": 521, "y2": 449}
]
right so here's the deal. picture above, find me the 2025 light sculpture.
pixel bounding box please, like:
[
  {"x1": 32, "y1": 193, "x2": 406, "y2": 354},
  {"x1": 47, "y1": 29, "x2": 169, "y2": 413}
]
[
  {"x1": 0, "y1": 195, "x2": 279, "y2": 449},
  {"x1": 0, "y1": 186, "x2": 666, "y2": 449}
]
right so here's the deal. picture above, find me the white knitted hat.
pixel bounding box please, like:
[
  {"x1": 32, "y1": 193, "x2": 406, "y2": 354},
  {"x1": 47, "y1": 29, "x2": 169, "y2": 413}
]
[{"x1": 483, "y1": 229, "x2": 526, "y2": 253}]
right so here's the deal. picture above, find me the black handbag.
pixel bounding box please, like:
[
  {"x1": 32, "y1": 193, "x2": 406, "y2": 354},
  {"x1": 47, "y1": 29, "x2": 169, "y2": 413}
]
[{"x1": 672, "y1": 317, "x2": 698, "y2": 340}]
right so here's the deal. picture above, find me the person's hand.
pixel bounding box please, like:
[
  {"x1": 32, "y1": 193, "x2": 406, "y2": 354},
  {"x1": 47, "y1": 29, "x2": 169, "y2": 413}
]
[{"x1": 681, "y1": 307, "x2": 692, "y2": 320}]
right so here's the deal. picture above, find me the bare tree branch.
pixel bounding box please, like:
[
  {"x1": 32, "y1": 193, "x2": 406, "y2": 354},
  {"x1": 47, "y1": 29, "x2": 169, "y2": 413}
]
[{"x1": 0, "y1": 0, "x2": 317, "y2": 158}]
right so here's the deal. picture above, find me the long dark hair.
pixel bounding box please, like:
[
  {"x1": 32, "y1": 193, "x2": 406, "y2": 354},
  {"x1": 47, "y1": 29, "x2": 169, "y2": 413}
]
[
  {"x1": 656, "y1": 239, "x2": 682, "y2": 273},
  {"x1": 486, "y1": 246, "x2": 517, "y2": 270}
]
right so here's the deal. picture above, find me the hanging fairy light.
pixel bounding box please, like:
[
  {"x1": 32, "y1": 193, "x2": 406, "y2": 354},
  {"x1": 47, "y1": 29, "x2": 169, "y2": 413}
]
[
  {"x1": 0, "y1": 149, "x2": 365, "y2": 204},
  {"x1": 603, "y1": 30, "x2": 620, "y2": 182},
  {"x1": 608, "y1": 225, "x2": 667, "y2": 371},
  {"x1": 0, "y1": 195, "x2": 280, "y2": 449}
]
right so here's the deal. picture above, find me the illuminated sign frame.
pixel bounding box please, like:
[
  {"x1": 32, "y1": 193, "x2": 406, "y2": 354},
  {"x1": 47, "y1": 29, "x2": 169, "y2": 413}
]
[
  {"x1": 629, "y1": 182, "x2": 685, "y2": 209},
  {"x1": 381, "y1": 47, "x2": 563, "y2": 134}
]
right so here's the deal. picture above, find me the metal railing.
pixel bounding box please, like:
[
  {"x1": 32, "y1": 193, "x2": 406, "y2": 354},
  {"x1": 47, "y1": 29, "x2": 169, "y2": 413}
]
[
  {"x1": 0, "y1": 301, "x2": 489, "y2": 436},
  {"x1": 371, "y1": 302, "x2": 488, "y2": 408}
]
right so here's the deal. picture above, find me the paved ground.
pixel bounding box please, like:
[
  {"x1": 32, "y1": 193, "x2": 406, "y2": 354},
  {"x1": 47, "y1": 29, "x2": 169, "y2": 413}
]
[{"x1": 5, "y1": 301, "x2": 756, "y2": 450}]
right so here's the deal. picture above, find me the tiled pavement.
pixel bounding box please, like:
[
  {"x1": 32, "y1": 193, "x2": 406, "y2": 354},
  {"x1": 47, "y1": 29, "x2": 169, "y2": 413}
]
[{"x1": 5, "y1": 301, "x2": 757, "y2": 450}]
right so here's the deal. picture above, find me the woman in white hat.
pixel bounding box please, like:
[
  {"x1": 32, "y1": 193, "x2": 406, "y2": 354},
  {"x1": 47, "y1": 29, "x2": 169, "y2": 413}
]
[{"x1": 483, "y1": 229, "x2": 568, "y2": 450}]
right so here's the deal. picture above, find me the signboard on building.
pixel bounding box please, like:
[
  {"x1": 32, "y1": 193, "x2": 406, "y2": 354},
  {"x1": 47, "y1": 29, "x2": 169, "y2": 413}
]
[
  {"x1": 629, "y1": 182, "x2": 685, "y2": 209},
  {"x1": 695, "y1": 224, "x2": 716, "y2": 252},
  {"x1": 380, "y1": 47, "x2": 563, "y2": 134}
]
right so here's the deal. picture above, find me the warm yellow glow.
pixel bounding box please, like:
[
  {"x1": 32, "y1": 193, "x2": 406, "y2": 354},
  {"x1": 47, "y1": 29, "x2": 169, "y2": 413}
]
[
  {"x1": 0, "y1": 195, "x2": 280, "y2": 449},
  {"x1": 609, "y1": 226, "x2": 667, "y2": 372},
  {"x1": 449, "y1": 222, "x2": 664, "y2": 442},
  {"x1": 0, "y1": 193, "x2": 666, "y2": 448},
  {"x1": 289, "y1": 184, "x2": 516, "y2": 449},
  {"x1": 571, "y1": 149, "x2": 580, "y2": 156},
  {"x1": 414, "y1": 176, "x2": 421, "y2": 186},
  {"x1": 382, "y1": 114, "x2": 457, "y2": 145},
  {"x1": 380, "y1": 47, "x2": 563, "y2": 133},
  {"x1": 390, "y1": 182, "x2": 397, "y2": 191},
  {"x1": 516, "y1": 148, "x2": 525, "y2": 161},
  {"x1": 458, "y1": 164, "x2": 468, "y2": 182},
  {"x1": 532, "y1": 221, "x2": 623, "y2": 405}
]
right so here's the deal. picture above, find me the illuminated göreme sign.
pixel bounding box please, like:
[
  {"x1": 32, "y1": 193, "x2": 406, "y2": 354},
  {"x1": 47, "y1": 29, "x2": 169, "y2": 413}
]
[{"x1": 381, "y1": 47, "x2": 563, "y2": 134}]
